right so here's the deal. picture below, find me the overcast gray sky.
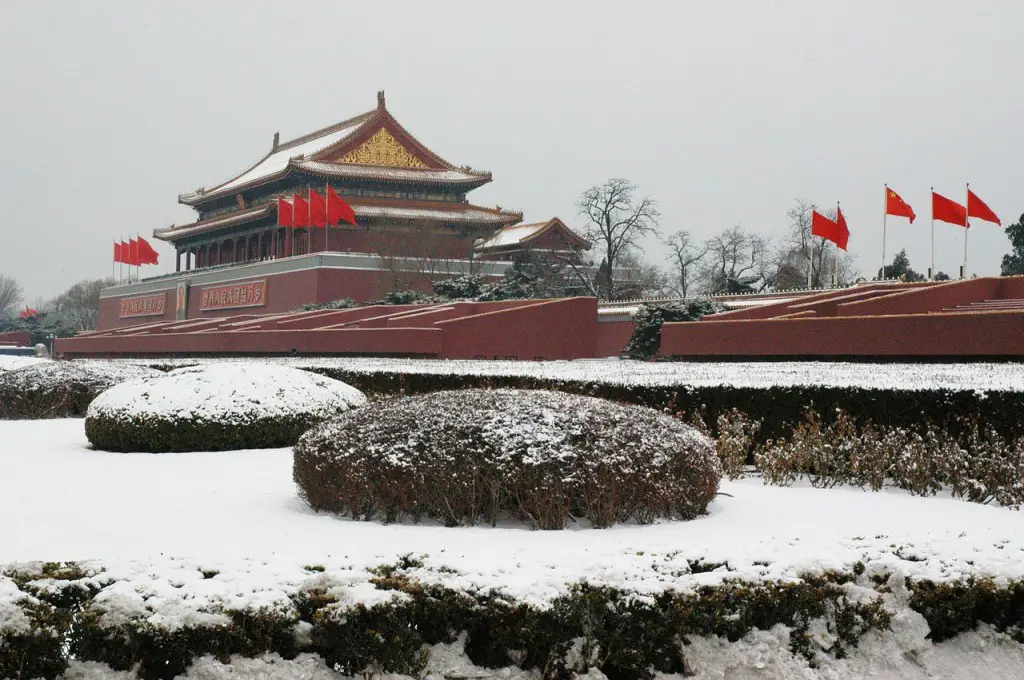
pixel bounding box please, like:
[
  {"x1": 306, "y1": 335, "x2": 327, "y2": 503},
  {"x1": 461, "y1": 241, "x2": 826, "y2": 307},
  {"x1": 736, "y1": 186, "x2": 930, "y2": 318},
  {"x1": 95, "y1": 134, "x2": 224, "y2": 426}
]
[{"x1": 1, "y1": 0, "x2": 1021, "y2": 300}]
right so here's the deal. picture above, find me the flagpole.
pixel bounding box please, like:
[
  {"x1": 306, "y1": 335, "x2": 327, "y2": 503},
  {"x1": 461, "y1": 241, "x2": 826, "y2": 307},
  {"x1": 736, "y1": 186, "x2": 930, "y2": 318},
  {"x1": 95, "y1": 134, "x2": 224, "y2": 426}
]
[
  {"x1": 929, "y1": 187, "x2": 935, "y2": 281},
  {"x1": 963, "y1": 182, "x2": 970, "y2": 279},
  {"x1": 835, "y1": 201, "x2": 840, "y2": 288},
  {"x1": 325, "y1": 181, "x2": 330, "y2": 254},
  {"x1": 120, "y1": 236, "x2": 124, "y2": 283},
  {"x1": 881, "y1": 185, "x2": 888, "y2": 280}
]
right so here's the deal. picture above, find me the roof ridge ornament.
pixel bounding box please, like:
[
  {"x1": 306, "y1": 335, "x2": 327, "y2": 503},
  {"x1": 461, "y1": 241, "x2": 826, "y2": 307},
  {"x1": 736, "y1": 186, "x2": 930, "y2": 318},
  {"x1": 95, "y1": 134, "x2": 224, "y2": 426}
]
[
  {"x1": 377, "y1": 90, "x2": 385, "y2": 110},
  {"x1": 272, "y1": 132, "x2": 280, "y2": 150}
]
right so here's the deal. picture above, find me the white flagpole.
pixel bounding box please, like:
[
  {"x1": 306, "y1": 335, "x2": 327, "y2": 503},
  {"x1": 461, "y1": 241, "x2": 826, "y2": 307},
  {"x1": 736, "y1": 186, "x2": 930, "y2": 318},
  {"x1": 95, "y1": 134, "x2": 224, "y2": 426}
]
[
  {"x1": 929, "y1": 187, "x2": 935, "y2": 280},
  {"x1": 963, "y1": 182, "x2": 970, "y2": 278},
  {"x1": 881, "y1": 185, "x2": 888, "y2": 280},
  {"x1": 834, "y1": 201, "x2": 840, "y2": 288},
  {"x1": 120, "y1": 237, "x2": 124, "y2": 282}
]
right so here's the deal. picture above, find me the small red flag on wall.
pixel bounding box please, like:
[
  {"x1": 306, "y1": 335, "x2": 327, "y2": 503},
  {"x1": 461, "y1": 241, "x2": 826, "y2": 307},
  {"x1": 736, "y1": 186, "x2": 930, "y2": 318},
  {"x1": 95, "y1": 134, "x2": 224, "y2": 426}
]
[
  {"x1": 327, "y1": 185, "x2": 357, "y2": 226},
  {"x1": 137, "y1": 236, "x2": 160, "y2": 265},
  {"x1": 967, "y1": 189, "x2": 1000, "y2": 225},
  {"x1": 292, "y1": 194, "x2": 310, "y2": 227},
  {"x1": 932, "y1": 192, "x2": 968, "y2": 227},
  {"x1": 309, "y1": 189, "x2": 328, "y2": 227},
  {"x1": 277, "y1": 197, "x2": 293, "y2": 227}
]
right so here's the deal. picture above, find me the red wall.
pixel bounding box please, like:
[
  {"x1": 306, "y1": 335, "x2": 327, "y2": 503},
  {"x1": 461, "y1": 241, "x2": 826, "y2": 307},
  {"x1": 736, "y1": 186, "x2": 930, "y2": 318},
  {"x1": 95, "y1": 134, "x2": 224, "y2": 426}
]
[
  {"x1": 595, "y1": 321, "x2": 634, "y2": 357},
  {"x1": 0, "y1": 331, "x2": 31, "y2": 347},
  {"x1": 438, "y1": 298, "x2": 598, "y2": 360},
  {"x1": 660, "y1": 310, "x2": 1024, "y2": 358}
]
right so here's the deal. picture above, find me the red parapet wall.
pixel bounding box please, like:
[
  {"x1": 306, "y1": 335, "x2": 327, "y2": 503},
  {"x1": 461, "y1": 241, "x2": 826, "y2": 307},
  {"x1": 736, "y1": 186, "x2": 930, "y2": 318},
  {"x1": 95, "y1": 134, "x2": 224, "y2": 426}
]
[
  {"x1": 0, "y1": 331, "x2": 31, "y2": 347},
  {"x1": 660, "y1": 277, "x2": 1024, "y2": 359},
  {"x1": 57, "y1": 297, "x2": 629, "y2": 361},
  {"x1": 438, "y1": 298, "x2": 598, "y2": 360}
]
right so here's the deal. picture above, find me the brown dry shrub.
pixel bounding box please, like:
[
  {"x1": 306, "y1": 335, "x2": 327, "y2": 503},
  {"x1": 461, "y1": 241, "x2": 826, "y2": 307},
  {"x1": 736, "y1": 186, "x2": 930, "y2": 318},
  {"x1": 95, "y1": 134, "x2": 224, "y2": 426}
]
[{"x1": 293, "y1": 389, "x2": 721, "y2": 529}]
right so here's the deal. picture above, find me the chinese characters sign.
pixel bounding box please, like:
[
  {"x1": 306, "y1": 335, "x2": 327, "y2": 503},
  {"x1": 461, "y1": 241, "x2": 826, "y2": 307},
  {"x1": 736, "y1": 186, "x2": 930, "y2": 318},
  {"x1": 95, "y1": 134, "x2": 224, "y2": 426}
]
[
  {"x1": 119, "y1": 293, "x2": 167, "y2": 319},
  {"x1": 199, "y1": 280, "x2": 268, "y2": 311}
]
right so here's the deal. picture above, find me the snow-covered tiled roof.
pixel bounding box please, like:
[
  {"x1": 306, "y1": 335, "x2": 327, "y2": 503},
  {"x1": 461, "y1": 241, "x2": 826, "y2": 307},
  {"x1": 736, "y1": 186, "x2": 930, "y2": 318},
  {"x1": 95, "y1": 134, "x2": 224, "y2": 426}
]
[
  {"x1": 356, "y1": 204, "x2": 522, "y2": 225},
  {"x1": 153, "y1": 205, "x2": 273, "y2": 241},
  {"x1": 180, "y1": 114, "x2": 373, "y2": 205},
  {"x1": 477, "y1": 222, "x2": 548, "y2": 249},
  {"x1": 295, "y1": 160, "x2": 490, "y2": 186}
]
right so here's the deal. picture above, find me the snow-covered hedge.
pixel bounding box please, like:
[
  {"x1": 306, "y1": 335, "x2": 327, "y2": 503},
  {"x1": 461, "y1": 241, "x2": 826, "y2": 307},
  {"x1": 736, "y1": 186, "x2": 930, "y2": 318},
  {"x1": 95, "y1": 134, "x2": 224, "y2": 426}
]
[
  {"x1": 5, "y1": 558, "x2": 1024, "y2": 680},
  {"x1": 84, "y1": 364, "x2": 366, "y2": 453},
  {"x1": 294, "y1": 389, "x2": 721, "y2": 529},
  {"x1": 0, "y1": 360, "x2": 160, "y2": 419}
]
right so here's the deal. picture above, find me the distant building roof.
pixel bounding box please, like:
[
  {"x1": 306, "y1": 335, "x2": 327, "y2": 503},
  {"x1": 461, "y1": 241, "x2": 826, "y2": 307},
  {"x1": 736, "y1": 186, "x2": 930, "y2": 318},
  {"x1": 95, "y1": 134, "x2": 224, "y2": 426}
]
[{"x1": 475, "y1": 217, "x2": 590, "y2": 253}]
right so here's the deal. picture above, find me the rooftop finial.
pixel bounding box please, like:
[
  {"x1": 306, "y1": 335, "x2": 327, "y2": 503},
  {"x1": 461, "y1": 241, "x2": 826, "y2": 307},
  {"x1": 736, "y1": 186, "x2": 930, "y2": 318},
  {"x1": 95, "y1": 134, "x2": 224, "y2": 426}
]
[
  {"x1": 377, "y1": 90, "x2": 386, "y2": 109},
  {"x1": 272, "y1": 131, "x2": 280, "y2": 150}
]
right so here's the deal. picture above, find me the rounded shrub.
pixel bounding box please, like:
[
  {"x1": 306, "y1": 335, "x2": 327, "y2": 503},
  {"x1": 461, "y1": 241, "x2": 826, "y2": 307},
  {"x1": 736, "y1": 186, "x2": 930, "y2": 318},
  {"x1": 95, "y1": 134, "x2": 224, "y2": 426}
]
[
  {"x1": 85, "y1": 363, "x2": 367, "y2": 453},
  {"x1": 294, "y1": 388, "x2": 721, "y2": 529},
  {"x1": 0, "y1": 360, "x2": 161, "y2": 419}
]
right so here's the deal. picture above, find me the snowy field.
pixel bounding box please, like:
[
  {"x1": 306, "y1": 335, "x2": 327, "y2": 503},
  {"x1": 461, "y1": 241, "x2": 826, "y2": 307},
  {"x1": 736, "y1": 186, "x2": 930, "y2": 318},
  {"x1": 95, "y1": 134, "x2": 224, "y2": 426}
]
[
  {"x1": 3, "y1": 418, "x2": 1024, "y2": 678},
  {"x1": 121, "y1": 356, "x2": 1024, "y2": 393}
]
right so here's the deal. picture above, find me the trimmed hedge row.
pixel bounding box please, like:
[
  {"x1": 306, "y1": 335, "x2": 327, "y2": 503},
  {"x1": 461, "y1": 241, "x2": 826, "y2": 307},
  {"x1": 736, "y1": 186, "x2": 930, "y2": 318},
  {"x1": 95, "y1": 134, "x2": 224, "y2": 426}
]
[
  {"x1": 0, "y1": 361, "x2": 159, "y2": 419},
  {"x1": 270, "y1": 367, "x2": 1024, "y2": 447},
  {"x1": 5, "y1": 560, "x2": 1024, "y2": 680}
]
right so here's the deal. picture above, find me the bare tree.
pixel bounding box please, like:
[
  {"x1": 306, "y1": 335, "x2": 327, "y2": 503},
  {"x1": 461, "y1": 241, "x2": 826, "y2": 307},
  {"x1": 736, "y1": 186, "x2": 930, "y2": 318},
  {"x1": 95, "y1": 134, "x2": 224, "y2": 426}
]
[
  {"x1": 702, "y1": 225, "x2": 772, "y2": 293},
  {"x1": 0, "y1": 275, "x2": 22, "y2": 318},
  {"x1": 615, "y1": 248, "x2": 669, "y2": 299},
  {"x1": 782, "y1": 199, "x2": 839, "y2": 289},
  {"x1": 664, "y1": 230, "x2": 709, "y2": 297},
  {"x1": 576, "y1": 178, "x2": 660, "y2": 299},
  {"x1": 53, "y1": 278, "x2": 116, "y2": 331}
]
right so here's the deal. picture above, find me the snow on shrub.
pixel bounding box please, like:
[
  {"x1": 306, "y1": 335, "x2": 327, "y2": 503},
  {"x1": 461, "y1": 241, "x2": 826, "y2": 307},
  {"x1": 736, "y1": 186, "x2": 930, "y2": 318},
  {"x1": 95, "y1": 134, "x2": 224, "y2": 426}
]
[
  {"x1": 0, "y1": 360, "x2": 160, "y2": 419},
  {"x1": 294, "y1": 388, "x2": 721, "y2": 529},
  {"x1": 85, "y1": 363, "x2": 366, "y2": 453}
]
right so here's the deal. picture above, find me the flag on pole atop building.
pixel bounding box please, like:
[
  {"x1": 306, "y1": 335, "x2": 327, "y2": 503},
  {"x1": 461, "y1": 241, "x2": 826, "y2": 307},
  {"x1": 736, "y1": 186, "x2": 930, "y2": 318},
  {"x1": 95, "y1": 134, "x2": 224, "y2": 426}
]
[
  {"x1": 967, "y1": 189, "x2": 1001, "y2": 225},
  {"x1": 137, "y1": 236, "x2": 160, "y2": 265},
  {"x1": 277, "y1": 197, "x2": 293, "y2": 227},
  {"x1": 885, "y1": 187, "x2": 916, "y2": 223},
  {"x1": 292, "y1": 194, "x2": 310, "y2": 227},
  {"x1": 327, "y1": 186, "x2": 357, "y2": 226},
  {"x1": 309, "y1": 189, "x2": 327, "y2": 227},
  {"x1": 113, "y1": 242, "x2": 123, "y2": 263}
]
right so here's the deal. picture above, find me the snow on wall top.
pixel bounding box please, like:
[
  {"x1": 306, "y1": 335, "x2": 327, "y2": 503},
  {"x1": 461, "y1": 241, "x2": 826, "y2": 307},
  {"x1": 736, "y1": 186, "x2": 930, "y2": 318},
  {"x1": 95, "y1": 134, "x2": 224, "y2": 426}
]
[
  {"x1": 0, "y1": 355, "x2": 47, "y2": 372},
  {"x1": 121, "y1": 357, "x2": 1024, "y2": 394},
  {"x1": 87, "y1": 363, "x2": 367, "y2": 422}
]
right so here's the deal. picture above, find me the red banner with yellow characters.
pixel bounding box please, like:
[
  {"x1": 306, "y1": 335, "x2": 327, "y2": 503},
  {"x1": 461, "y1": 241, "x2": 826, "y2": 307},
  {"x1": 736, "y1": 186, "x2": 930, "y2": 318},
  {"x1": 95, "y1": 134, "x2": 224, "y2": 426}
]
[
  {"x1": 199, "y1": 280, "x2": 268, "y2": 311},
  {"x1": 119, "y1": 293, "x2": 167, "y2": 319}
]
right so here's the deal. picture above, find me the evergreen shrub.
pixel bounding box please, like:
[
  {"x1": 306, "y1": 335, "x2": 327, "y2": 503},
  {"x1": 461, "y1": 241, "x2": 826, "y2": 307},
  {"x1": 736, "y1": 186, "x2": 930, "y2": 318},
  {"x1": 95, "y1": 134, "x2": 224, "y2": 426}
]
[
  {"x1": 625, "y1": 299, "x2": 725, "y2": 360},
  {"x1": 293, "y1": 389, "x2": 721, "y2": 529},
  {"x1": 0, "y1": 360, "x2": 160, "y2": 419},
  {"x1": 85, "y1": 363, "x2": 366, "y2": 453}
]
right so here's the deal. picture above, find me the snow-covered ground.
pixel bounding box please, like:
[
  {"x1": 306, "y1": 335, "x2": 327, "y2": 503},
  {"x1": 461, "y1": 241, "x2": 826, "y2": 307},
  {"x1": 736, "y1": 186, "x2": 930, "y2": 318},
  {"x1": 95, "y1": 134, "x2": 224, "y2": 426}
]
[
  {"x1": 120, "y1": 356, "x2": 1024, "y2": 393},
  {"x1": 0, "y1": 354, "x2": 46, "y2": 372},
  {"x1": 4, "y1": 418, "x2": 1024, "y2": 678}
]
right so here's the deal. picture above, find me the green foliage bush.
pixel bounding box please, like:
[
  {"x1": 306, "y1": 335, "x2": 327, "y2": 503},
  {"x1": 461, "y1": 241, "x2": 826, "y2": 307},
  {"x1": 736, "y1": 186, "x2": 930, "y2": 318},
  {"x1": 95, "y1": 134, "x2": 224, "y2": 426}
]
[
  {"x1": 625, "y1": 299, "x2": 725, "y2": 360},
  {"x1": 294, "y1": 389, "x2": 721, "y2": 529},
  {"x1": 0, "y1": 361, "x2": 160, "y2": 419}
]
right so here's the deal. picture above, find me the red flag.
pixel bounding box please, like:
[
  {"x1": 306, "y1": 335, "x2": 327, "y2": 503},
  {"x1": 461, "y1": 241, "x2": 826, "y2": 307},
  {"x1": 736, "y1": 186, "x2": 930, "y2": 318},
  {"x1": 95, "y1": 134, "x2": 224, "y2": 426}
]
[
  {"x1": 327, "y1": 185, "x2": 357, "y2": 226},
  {"x1": 292, "y1": 194, "x2": 310, "y2": 227},
  {"x1": 121, "y1": 240, "x2": 138, "y2": 265},
  {"x1": 309, "y1": 189, "x2": 327, "y2": 228},
  {"x1": 137, "y1": 236, "x2": 160, "y2": 265},
  {"x1": 967, "y1": 189, "x2": 1000, "y2": 225},
  {"x1": 19, "y1": 307, "x2": 38, "y2": 320},
  {"x1": 811, "y1": 210, "x2": 839, "y2": 243},
  {"x1": 277, "y1": 197, "x2": 294, "y2": 227},
  {"x1": 885, "y1": 187, "x2": 916, "y2": 223},
  {"x1": 114, "y1": 242, "x2": 122, "y2": 263},
  {"x1": 835, "y1": 207, "x2": 850, "y2": 251},
  {"x1": 129, "y1": 238, "x2": 141, "y2": 265},
  {"x1": 932, "y1": 192, "x2": 967, "y2": 227}
]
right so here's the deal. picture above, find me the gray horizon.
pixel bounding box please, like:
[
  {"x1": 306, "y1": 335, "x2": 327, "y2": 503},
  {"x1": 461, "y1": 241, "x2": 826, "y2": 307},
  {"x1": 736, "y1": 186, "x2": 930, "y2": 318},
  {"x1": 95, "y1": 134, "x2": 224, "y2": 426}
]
[{"x1": 1, "y1": 0, "x2": 1020, "y2": 301}]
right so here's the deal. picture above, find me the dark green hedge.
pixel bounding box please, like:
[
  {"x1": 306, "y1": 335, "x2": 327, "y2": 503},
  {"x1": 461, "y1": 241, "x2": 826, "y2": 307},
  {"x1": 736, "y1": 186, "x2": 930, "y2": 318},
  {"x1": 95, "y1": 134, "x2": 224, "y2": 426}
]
[
  {"x1": 286, "y1": 367, "x2": 1024, "y2": 446},
  {"x1": 84, "y1": 411, "x2": 333, "y2": 453},
  {"x1": 5, "y1": 560, "x2": 1024, "y2": 680}
]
